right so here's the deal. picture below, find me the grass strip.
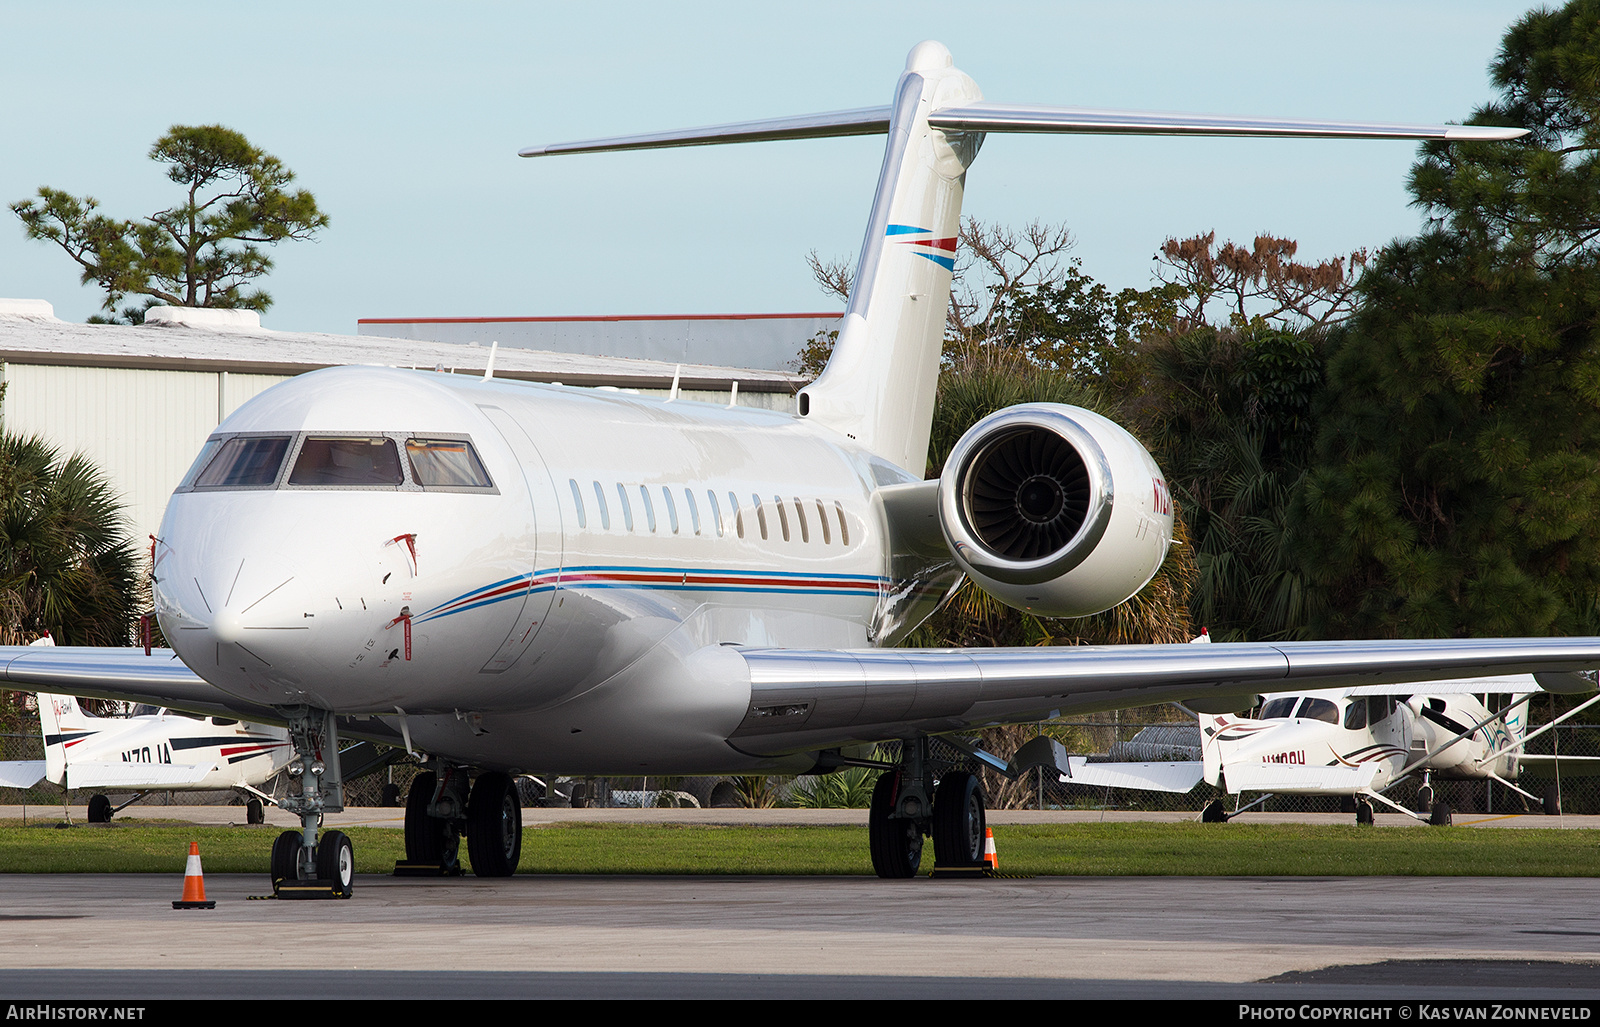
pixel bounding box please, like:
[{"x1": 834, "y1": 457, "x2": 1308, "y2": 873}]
[{"x1": 0, "y1": 820, "x2": 1595, "y2": 877}]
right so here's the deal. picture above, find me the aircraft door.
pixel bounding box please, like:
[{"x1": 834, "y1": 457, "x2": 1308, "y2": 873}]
[{"x1": 476, "y1": 404, "x2": 559, "y2": 673}]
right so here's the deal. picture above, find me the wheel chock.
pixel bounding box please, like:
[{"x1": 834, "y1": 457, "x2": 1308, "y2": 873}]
[
  {"x1": 274, "y1": 878, "x2": 350, "y2": 899},
  {"x1": 393, "y1": 860, "x2": 463, "y2": 877},
  {"x1": 172, "y1": 841, "x2": 216, "y2": 909},
  {"x1": 930, "y1": 864, "x2": 994, "y2": 878}
]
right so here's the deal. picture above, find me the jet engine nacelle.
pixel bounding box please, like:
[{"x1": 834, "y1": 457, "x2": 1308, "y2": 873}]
[{"x1": 936, "y1": 404, "x2": 1173, "y2": 618}]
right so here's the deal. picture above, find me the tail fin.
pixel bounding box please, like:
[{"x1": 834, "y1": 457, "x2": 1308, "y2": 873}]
[
  {"x1": 1501, "y1": 693, "x2": 1534, "y2": 777},
  {"x1": 1199, "y1": 713, "x2": 1226, "y2": 787},
  {"x1": 38, "y1": 693, "x2": 93, "y2": 786},
  {"x1": 795, "y1": 42, "x2": 981, "y2": 472}
]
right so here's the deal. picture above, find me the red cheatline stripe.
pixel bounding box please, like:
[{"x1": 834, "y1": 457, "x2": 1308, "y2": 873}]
[
  {"x1": 220, "y1": 743, "x2": 281, "y2": 757},
  {"x1": 561, "y1": 571, "x2": 878, "y2": 591},
  {"x1": 895, "y1": 237, "x2": 957, "y2": 252}
]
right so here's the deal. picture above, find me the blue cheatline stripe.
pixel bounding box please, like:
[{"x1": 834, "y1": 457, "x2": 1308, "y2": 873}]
[
  {"x1": 413, "y1": 564, "x2": 890, "y2": 623},
  {"x1": 885, "y1": 224, "x2": 929, "y2": 235},
  {"x1": 916, "y1": 252, "x2": 956, "y2": 271}
]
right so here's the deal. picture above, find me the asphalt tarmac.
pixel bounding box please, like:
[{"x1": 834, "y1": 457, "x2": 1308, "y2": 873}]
[{"x1": 1, "y1": 807, "x2": 1598, "y2": 1001}]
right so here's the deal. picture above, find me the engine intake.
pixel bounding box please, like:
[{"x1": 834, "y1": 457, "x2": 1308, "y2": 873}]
[{"x1": 937, "y1": 404, "x2": 1171, "y2": 618}]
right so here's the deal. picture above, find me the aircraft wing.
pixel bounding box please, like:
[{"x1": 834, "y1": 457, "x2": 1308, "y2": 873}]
[
  {"x1": 0, "y1": 647, "x2": 283, "y2": 722},
  {"x1": 1343, "y1": 674, "x2": 1554, "y2": 696},
  {"x1": 1517, "y1": 755, "x2": 1600, "y2": 778},
  {"x1": 65, "y1": 761, "x2": 216, "y2": 789},
  {"x1": 1061, "y1": 757, "x2": 1204, "y2": 794},
  {"x1": 2, "y1": 640, "x2": 1598, "y2": 763},
  {"x1": 0, "y1": 761, "x2": 45, "y2": 788},
  {"x1": 726, "y1": 638, "x2": 1600, "y2": 755},
  {"x1": 1222, "y1": 762, "x2": 1382, "y2": 796}
]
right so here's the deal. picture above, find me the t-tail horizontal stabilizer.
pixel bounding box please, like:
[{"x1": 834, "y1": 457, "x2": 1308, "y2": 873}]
[{"x1": 522, "y1": 42, "x2": 1529, "y2": 477}]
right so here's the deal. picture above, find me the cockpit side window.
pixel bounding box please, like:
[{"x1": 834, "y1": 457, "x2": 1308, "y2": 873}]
[
  {"x1": 1343, "y1": 698, "x2": 1368, "y2": 730},
  {"x1": 406, "y1": 438, "x2": 493, "y2": 488},
  {"x1": 289, "y1": 437, "x2": 404, "y2": 487},
  {"x1": 193, "y1": 435, "x2": 292, "y2": 488}
]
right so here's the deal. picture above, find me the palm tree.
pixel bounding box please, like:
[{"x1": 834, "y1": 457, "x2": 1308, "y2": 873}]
[
  {"x1": 0, "y1": 428, "x2": 140, "y2": 728},
  {"x1": 0, "y1": 429, "x2": 140, "y2": 646}
]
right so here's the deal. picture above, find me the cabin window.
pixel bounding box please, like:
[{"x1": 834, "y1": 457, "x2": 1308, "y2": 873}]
[
  {"x1": 662, "y1": 487, "x2": 680, "y2": 533},
  {"x1": 639, "y1": 486, "x2": 657, "y2": 532},
  {"x1": 616, "y1": 483, "x2": 634, "y2": 531},
  {"x1": 194, "y1": 435, "x2": 291, "y2": 488},
  {"x1": 406, "y1": 438, "x2": 492, "y2": 488},
  {"x1": 816, "y1": 500, "x2": 830, "y2": 544},
  {"x1": 685, "y1": 489, "x2": 702, "y2": 535},
  {"x1": 753, "y1": 495, "x2": 768, "y2": 540},
  {"x1": 569, "y1": 479, "x2": 586, "y2": 529},
  {"x1": 835, "y1": 501, "x2": 850, "y2": 546},
  {"x1": 1343, "y1": 700, "x2": 1368, "y2": 731},
  {"x1": 708, "y1": 491, "x2": 725, "y2": 537},
  {"x1": 793, "y1": 498, "x2": 809, "y2": 543},
  {"x1": 592, "y1": 481, "x2": 610, "y2": 529},
  {"x1": 730, "y1": 492, "x2": 744, "y2": 539},
  {"x1": 774, "y1": 495, "x2": 790, "y2": 541}
]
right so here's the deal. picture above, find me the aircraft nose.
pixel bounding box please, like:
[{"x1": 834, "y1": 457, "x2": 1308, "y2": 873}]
[{"x1": 154, "y1": 494, "x2": 421, "y2": 708}]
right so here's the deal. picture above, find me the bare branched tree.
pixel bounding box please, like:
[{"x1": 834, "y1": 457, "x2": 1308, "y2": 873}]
[
  {"x1": 948, "y1": 218, "x2": 1077, "y2": 348},
  {"x1": 805, "y1": 217, "x2": 1080, "y2": 352},
  {"x1": 1155, "y1": 232, "x2": 1368, "y2": 331},
  {"x1": 804, "y1": 250, "x2": 854, "y2": 305}
]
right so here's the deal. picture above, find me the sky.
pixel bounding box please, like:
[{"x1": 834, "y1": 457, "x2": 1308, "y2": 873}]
[{"x1": 0, "y1": 1, "x2": 1541, "y2": 335}]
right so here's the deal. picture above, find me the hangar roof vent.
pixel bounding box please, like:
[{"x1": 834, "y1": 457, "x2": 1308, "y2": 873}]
[
  {"x1": 0, "y1": 299, "x2": 57, "y2": 319},
  {"x1": 145, "y1": 306, "x2": 262, "y2": 330}
]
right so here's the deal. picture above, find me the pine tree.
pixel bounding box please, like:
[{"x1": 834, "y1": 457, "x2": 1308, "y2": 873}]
[{"x1": 1297, "y1": 1, "x2": 1600, "y2": 637}]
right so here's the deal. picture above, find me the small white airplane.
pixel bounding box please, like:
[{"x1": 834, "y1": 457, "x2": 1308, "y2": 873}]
[
  {"x1": 0, "y1": 691, "x2": 293, "y2": 824},
  {"x1": 1061, "y1": 675, "x2": 1600, "y2": 824},
  {"x1": 0, "y1": 42, "x2": 1588, "y2": 899}
]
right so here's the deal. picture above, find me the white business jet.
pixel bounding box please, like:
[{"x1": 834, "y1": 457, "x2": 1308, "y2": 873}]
[
  {"x1": 1062, "y1": 675, "x2": 1600, "y2": 824},
  {"x1": 0, "y1": 692, "x2": 292, "y2": 824},
  {"x1": 0, "y1": 42, "x2": 1587, "y2": 897}
]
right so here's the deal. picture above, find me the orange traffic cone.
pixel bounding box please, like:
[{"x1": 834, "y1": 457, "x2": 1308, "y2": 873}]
[
  {"x1": 172, "y1": 841, "x2": 215, "y2": 909},
  {"x1": 982, "y1": 828, "x2": 998, "y2": 871}
]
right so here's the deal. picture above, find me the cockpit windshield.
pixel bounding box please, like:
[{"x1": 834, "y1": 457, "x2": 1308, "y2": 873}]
[
  {"x1": 290, "y1": 437, "x2": 404, "y2": 487},
  {"x1": 181, "y1": 432, "x2": 495, "y2": 493},
  {"x1": 1259, "y1": 697, "x2": 1299, "y2": 719}
]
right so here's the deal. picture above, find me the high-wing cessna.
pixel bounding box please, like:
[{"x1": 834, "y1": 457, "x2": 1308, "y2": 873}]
[
  {"x1": 0, "y1": 41, "x2": 1590, "y2": 897},
  {"x1": 1063, "y1": 675, "x2": 1600, "y2": 825},
  {"x1": 0, "y1": 691, "x2": 292, "y2": 824}
]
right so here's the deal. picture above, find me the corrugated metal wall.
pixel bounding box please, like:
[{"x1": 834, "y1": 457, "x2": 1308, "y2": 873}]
[{"x1": 0, "y1": 364, "x2": 288, "y2": 551}]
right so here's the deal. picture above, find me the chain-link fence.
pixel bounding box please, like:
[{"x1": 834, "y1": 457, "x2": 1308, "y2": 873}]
[{"x1": 6, "y1": 715, "x2": 1600, "y2": 815}]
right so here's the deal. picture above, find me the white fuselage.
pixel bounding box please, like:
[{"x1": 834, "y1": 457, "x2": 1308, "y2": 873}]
[{"x1": 152, "y1": 366, "x2": 945, "y2": 775}]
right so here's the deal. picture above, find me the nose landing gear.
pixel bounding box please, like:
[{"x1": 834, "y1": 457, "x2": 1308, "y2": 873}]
[{"x1": 269, "y1": 705, "x2": 354, "y2": 899}]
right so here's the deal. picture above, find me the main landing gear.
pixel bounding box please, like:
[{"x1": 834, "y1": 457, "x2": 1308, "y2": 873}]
[
  {"x1": 268, "y1": 705, "x2": 354, "y2": 899},
  {"x1": 397, "y1": 763, "x2": 523, "y2": 878},
  {"x1": 868, "y1": 739, "x2": 988, "y2": 878}
]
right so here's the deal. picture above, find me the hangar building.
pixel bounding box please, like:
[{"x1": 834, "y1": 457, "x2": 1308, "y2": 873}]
[{"x1": 0, "y1": 299, "x2": 804, "y2": 553}]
